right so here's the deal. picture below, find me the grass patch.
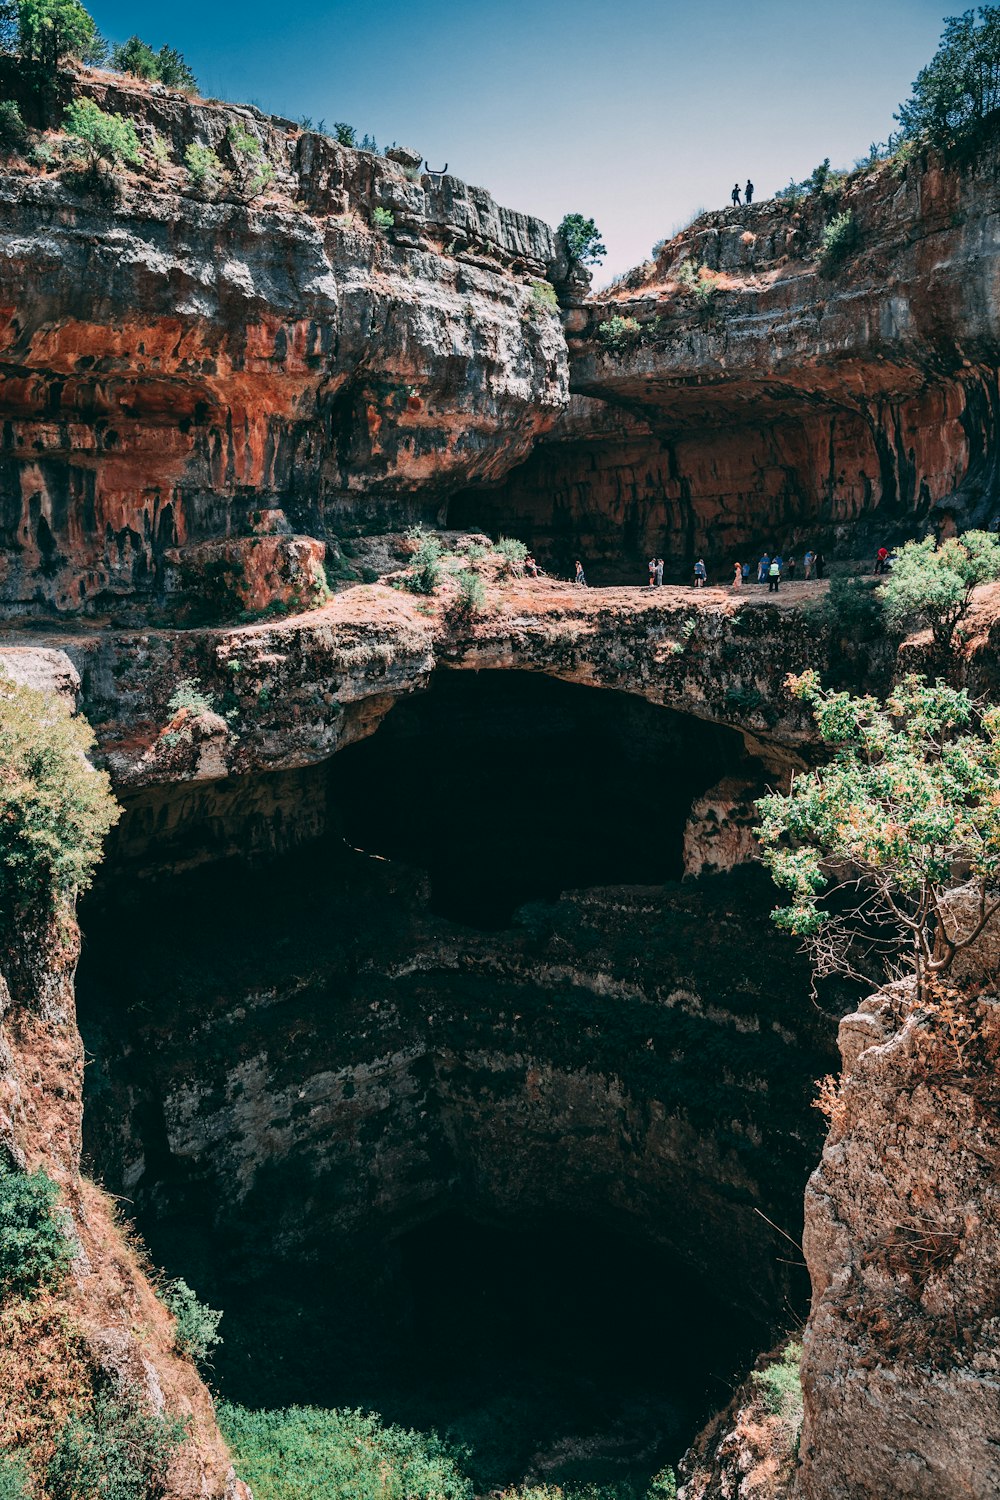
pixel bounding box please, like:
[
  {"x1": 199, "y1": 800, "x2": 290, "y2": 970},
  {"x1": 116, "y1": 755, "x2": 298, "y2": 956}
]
[{"x1": 218, "y1": 1404, "x2": 472, "y2": 1500}]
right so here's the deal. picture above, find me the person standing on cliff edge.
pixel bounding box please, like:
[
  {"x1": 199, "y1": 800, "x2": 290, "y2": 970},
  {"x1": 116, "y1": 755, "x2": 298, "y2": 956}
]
[
  {"x1": 575, "y1": 559, "x2": 587, "y2": 586},
  {"x1": 745, "y1": 179, "x2": 754, "y2": 204},
  {"x1": 731, "y1": 182, "x2": 742, "y2": 207},
  {"x1": 655, "y1": 557, "x2": 664, "y2": 586}
]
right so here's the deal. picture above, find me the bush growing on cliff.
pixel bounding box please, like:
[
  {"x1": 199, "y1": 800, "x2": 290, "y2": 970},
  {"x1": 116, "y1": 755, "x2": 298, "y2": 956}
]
[
  {"x1": 817, "y1": 575, "x2": 884, "y2": 640},
  {"x1": 495, "y1": 536, "x2": 528, "y2": 577},
  {"x1": 817, "y1": 210, "x2": 858, "y2": 274},
  {"x1": 166, "y1": 678, "x2": 217, "y2": 718},
  {"x1": 897, "y1": 6, "x2": 1000, "y2": 151},
  {"x1": 160, "y1": 1277, "x2": 222, "y2": 1366},
  {"x1": 48, "y1": 1390, "x2": 186, "y2": 1500},
  {"x1": 529, "y1": 279, "x2": 559, "y2": 314},
  {"x1": 597, "y1": 315, "x2": 641, "y2": 350},
  {"x1": 402, "y1": 528, "x2": 443, "y2": 594},
  {"x1": 0, "y1": 1158, "x2": 73, "y2": 1301},
  {"x1": 64, "y1": 98, "x2": 142, "y2": 168},
  {"x1": 751, "y1": 1342, "x2": 803, "y2": 1449},
  {"x1": 0, "y1": 99, "x2": 26, "y2": 153},
  {"x1": 0, "y1": 674, "x2": 120, "y2": 931},
  {"x1": 372, "y1": 205, "x2": 394, "y2": 229},
  {"x1": 218, "y1": 1404, "x2": 472, "y2": 1500},
  {"x1": 452, "y1": 568, "x2": 487, "y2": 618},
  {"x1": 880, "y1": 531, "x2": 1000, "y2": 649},
  {"x1": 756, "y1": 672, "x2": 1000, "y2": 997},
  {"x1": 184, "y1": 142, "x2": 222, "y2": 192},
  {"x1": 227, "y1": 120, "x2": 274, "y2": 198},
  {"x1": 556, "y1": 213, "x2": 606, "y2": 266}
]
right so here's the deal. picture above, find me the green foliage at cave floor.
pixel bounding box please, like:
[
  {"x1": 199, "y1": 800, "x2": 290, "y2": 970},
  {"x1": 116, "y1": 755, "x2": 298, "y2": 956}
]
[
  {"x1": 756, "y1": 672, "x2": 1000, "y2": 995},
  {"x1": 0, "y1": 673, "x2": 120, "y2": 932},
  {"x1": 0, "y1": 1158, "x2": 72, "y2": 1301},
  {"x1": 218, "y1": 1404, "x2": 473, "y2": 1500},
  {"x1": 556, "y1": 213, "x2": 606, "y2": 265},
  {"x1": 896, "y1": 6, "x2": 1000, "y2": 150},
  {"x1": 47, "y1": 1391, "x2": 186, "y2": 1500},
  {"x1": 880, "y1": 531, "x2": 1000, "y2": 648},
  {"x1": 63, "y1": 97, "x2": 141, "y2": 167}
]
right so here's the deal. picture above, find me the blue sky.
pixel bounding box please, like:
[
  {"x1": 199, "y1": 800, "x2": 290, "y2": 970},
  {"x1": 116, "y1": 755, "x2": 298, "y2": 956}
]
[{"x1": 91, "y1": 0, "x2": 947, "y2": 282}]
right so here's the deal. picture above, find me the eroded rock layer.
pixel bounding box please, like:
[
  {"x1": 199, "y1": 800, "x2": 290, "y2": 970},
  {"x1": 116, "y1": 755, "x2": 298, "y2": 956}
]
[
  {"x1": 0, "y1": 66, "x2": 566, "y2": 613},
  {"x1": 453, "y1": 152, "x2": 1000, "y2": 581}
]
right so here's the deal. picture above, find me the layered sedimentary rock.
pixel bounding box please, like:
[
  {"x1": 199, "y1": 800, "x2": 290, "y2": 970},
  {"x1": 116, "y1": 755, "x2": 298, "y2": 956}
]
[
  {"x1": 452, "y1": 153, "x2": 1000, "y2": 580},
  {"x1": 0, "y1": 65, "x2": 566, "y2": 613}
]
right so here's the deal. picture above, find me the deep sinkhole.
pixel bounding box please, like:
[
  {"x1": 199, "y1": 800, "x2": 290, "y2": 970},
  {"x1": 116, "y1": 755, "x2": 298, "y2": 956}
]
[
  {"x1": 329, "y1": 670, "x2": 751, "y2": 927},
  {"x1": 76, "y1": 670, "x2": 829, "y2": 1491}
]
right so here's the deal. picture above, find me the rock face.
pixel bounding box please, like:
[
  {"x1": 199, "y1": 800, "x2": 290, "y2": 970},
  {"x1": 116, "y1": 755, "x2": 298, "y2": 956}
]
[
  {"x1": 798, "y1": 984, "x2": 1000, "y2": 1499},
  {"x1": 0, "y1": 65, "x2": 567, "y2": 613},
  {"x1": 0, "y1": 673, "x2": 245, "y2": 1499},
  {"x1": 6, "y1": 57, "x2": 1000, "y2": 1500},
  {"x1": 451, "y1": 151, "x2": 1000, "y2": 581}
]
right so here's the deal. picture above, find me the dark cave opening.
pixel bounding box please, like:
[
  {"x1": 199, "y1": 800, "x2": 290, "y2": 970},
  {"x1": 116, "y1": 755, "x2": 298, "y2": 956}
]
[
  {"x1": 189, "y1": 1211, "x2": 765, "y2": 1493},
  {"x1": 329, "y1": 669, "x2": 753, "y2": 927},
  {"x1": 75, "y1": 671, "x2": 826, "y2": 1491}
]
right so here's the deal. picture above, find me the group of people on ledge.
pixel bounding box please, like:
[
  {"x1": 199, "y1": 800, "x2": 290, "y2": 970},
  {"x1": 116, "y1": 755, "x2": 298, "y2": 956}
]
[
  {"x1": 731, "y1": 180, "x2": 754, "y2": 206},
  {"x1": 566, "y1": 542, "x2": 897, "y2": 589}
]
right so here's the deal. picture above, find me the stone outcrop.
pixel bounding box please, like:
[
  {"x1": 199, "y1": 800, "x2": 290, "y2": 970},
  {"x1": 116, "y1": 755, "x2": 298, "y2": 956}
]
[
  {"x1": 798, "y1": 983, "x2": 1000, "y2": 1499},
  {"x1": 452, "y1": 150, "x2": 1000, "y2": 582},
  {"x1": 0, "y1": 65, "x2": 567, "y2": 614}
]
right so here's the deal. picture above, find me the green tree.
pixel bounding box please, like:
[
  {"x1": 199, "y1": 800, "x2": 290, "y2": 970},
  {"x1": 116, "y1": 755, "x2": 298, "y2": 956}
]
[
  {"x1": 0, "y1": 673, "x2": 120, "y2": 931},
  {"x1": 556, "y1": 213, "x2": 607, "y2": 266},
  {"x1": 16, "y1": 0, "x2": 96, "y2": 66},
  {"x1": 896, "y1": 7, "x2": 1000, "y2": 149},
  {"x1": 881, "y1": 530, "x2": 1000, "y2": 649},
  {"x1": 110, "y1": 33, "x2": 157, "y2": 77},
  {"x1": 110, "y1": 34, "x2": 196, "y2": 89},
  {"x1": 756, "y1": 671, "x2": 1000, "y2": 996},
  {"x1": 154, "y1": 45, "x2": 196, "y2": 90},
  {"x1": 64, "y1": 96, "x2": 142, "y2": 166},
  {"x1": 331, "y1": 121, "x2": 356, "y2": 146}
]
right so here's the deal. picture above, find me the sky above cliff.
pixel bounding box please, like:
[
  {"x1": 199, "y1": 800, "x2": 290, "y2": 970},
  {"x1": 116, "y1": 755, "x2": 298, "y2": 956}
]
[{"x1": 93, "y1": 0, "x2": 947, "y2": 283}]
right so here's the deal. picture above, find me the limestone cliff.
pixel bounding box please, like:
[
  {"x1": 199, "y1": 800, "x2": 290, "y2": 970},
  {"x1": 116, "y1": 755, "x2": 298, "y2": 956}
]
[
  {"x1": 454, "y1": 149, "x2": 1000, "y2": 581},
  {"x1": 0, "y1": 65, "x2": 567, "y2": 613}
]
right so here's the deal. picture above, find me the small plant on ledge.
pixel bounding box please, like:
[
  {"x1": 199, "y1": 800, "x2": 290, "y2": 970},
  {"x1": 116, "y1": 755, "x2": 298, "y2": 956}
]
[
  {"x1": 372, "y1": 205, "x2": 394, "y2": 230},
  {"x1": 597, "y1": 314, "x2": 642, "y2": 350},
  {"x1": 817, "y1": 210, "x2": 858, "y2": 274}
]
